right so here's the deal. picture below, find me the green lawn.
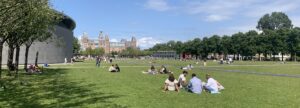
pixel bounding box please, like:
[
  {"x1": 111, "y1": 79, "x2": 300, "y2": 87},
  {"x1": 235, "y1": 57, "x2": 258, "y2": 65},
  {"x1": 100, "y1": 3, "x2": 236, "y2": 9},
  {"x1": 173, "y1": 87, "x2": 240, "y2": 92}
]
[{"x1": 0, "y1": 60, "x2": 299, "y2": 108}]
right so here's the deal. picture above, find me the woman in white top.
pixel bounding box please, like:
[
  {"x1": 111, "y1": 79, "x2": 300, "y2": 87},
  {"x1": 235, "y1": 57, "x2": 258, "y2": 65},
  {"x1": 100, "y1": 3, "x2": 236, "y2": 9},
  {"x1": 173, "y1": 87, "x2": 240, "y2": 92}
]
[
  {"x1": 163, "y1": 74, "x2": 179, "y2": 92},
  {"x1": 109, "y1": 64, "x2": 116, "y2": 72},
  {"x1": 178, "y1": 71, "x2": 188, "y2": 88}
]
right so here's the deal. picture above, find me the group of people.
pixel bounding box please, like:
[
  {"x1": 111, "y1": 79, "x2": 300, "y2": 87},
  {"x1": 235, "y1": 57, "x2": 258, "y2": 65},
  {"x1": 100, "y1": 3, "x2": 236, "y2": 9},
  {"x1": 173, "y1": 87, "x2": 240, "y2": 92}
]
[
  {"x1": 108, "y1": 64, "x2": 120, "y2": 72},
  {"x1": 142, "y1": 65, "x2": 172, "y2": 74},
  {"x1": 96, "y1": 56, "x2": 114, "y2": 68},
  {"x1": 164, "y1": 71, "x2": 224, "y2": 94},
  {"x1": 220, "y1": 58, "x2": 233, "y2": 64},
  {"x1": 26, "y1": 64, "x2": 42, "y2": 74}
]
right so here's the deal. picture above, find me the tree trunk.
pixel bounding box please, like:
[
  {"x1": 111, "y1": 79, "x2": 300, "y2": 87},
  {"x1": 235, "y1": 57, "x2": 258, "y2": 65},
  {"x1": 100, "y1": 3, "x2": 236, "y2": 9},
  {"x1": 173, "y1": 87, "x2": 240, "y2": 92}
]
[
  {"x1": 35, "y1": 51, "x2": 39, "y2": 66},
  {"x1": 281, "y1": 53, "x2": 284, "y2": 61},
  {"x1": 14, "y1": 46, "x2": 20, "y2": 78},
  {"x1": 258, "y1": 53, "x2": 261, "y2": 61},
  {"x1": 7, "y1": 45, "x2": 15, "y2": 74},
  {"x1": 263, "y1": 53, "x2": 267, "y2": 61},
  {"x1": 273, "y1": 54, "x2": 276, "y2": 61},
  {"x1": 290, "y1": 53, "x2": 293, "y2": 61},
  {"x1": 295, "y1": 52, "x2": 297, "y2": 62},
  {"x1": 233, "y1": 54, "x2": 236, "y2": 60},
  {"x1": 24, "y1": 45, "x2": 31, "y2": 71},
  {"x1": 0, "y1": 42, "x2": 3, "y2": 79}
]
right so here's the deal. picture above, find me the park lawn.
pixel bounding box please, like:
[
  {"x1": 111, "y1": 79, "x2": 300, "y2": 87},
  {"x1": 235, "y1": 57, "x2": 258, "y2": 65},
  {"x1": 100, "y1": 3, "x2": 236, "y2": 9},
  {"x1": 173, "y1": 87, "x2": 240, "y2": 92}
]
[
  {"x1": 209, "y1": 65, "x2": 300, "y2": 75},
  {"x1": 0, "y1": 60, "x2": 299, "y2": 108}
]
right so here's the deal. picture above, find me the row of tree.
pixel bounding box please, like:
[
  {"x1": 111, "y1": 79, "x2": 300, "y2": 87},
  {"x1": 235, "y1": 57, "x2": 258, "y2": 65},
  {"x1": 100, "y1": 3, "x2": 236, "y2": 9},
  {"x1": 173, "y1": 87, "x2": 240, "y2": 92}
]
[
  {"x1": 79, "y1": 47, "x2": 105, "y2": 56},
  {"x1": 148, "y1": 12, "x2": 300, "y2": 61},
  {"x1": 0, "y1": 0, "x2": 62, "y2": 78},
  {"x1": 79, "y1": 47, "x2": 152, "y2": 58}
]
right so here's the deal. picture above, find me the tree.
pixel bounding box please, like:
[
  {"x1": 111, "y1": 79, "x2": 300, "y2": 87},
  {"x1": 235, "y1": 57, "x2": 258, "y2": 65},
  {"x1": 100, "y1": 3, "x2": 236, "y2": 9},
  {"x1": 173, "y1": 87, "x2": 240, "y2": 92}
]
[
  {"x1": 199, "y1": 37, "x2": 210, "y2": 59},
  {"x1": 3, "y1": 0, "x2": 62, "y2": 76},
  {"x1": 174, "y1": 41, "x2": 184, "y2": 54},
  {"x1": 208, "y1": 35, "x2": 222, "y2": 59},
  {"x1": 242, "y1": 30, "x2": 258, "y2": 60},
  {"x1": 0, "y1": 0, "x2": 24, "y2": 78},
  {"x1": 255, "y1": 34, "x2": 268, "y2": 61},
  {"x1": 287, "y1": 27, "x2": 300, "y2": 61},
  {"x1": 191, "y1": 38, "x2": 202, "y2": 59},
  {"x1": 22, "y1": 0, "x2": 62, "y2": 72},
  {"x1": 231, "y1": 32, "x2": 244, "y2": 60},
  {"x1": 263, "y1": 30, "x2": 283, "y2": 61},
  {"x1": 220, "y1": 35, "x2": 231, "y2": 59},
  {"x1": 73, "y1": 36, "x2": 81, "y2": 54},
  {"x1": 257, "y1": 12, "x2": 293, "y2": 31},
  {"x1": 85, "y1": 47, "x2": 93, "y2": 56},
  {"x1": 276, "y1": 28, "x2": 290, "y2": 61},
  {"x1": 94, "y1": 48, "x2": 105, "y2": 56}
]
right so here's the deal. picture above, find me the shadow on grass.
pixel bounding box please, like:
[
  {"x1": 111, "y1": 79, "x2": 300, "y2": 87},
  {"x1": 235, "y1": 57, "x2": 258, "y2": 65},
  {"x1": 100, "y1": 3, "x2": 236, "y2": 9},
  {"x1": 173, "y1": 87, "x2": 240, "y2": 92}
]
[{"x1": 0, "y1": 69, "x2": 127, "y2": 108}]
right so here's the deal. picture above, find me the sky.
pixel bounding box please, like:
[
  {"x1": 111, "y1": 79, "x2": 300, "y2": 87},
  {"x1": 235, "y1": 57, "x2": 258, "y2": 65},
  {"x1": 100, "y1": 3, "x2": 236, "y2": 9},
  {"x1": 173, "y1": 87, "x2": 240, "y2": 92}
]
[{"x1": 51, "y1": 0, "x2": 300, "y2": 49}]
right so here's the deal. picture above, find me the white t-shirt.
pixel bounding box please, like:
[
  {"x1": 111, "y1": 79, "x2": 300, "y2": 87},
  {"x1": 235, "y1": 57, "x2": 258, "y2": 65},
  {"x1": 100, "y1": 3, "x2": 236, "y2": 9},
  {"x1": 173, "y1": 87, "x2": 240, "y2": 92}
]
[
  {"x1": 109, "y1": 66, "x2": 116, "y2": 71},
  {"x1": 178, "y1": 74, "x2": 186, "y2": 82},
  {"x1": 165, "y1": 79, "x2": 178, "y2": 91},
  {"x1": 205, "y1": 78, "x2": 218, "y2": 92},
  {"x1": 178, "y1": 74, "x2": 186, "y2": 88}
]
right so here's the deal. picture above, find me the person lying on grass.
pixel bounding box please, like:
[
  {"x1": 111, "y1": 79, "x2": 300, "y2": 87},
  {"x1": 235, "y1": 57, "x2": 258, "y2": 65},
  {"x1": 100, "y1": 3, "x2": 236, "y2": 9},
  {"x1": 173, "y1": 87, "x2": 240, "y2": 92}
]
[
  {"x1": 203, "y1": 74, "x2": 224, "y2": 94},
  {"x1": 180, "y1": 64, "x2": 194, "y2": 70},
  {"x1": 142, "y1": 65, "x2": 157, "y2": 75},
  {"x1": 159, "y1": 65, "x2": 171, "y2": 74},
  {"x1": 187, "y1": 73, "x2": 202, "y2": 94},
  {"x1": 109, "y1": 64, "x2": 117, "y2": 72},
  {"x1": 163, "y1": 74, "x2": 179, "y2": 92},
  {"x1": 178, "y1": 71, "x2": 188, "y2": 88}
]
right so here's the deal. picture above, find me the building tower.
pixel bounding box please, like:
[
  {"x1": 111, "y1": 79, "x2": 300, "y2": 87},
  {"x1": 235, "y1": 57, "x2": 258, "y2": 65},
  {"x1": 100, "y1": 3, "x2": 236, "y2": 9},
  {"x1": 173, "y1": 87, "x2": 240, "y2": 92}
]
[
  {"x1": 81, "y1": 32, "x2": 90, "y2": 50},
  {"x1": 98, "y1": 31, "x2": 105, "y2": 49},
  {"x1": 131, "y1": 37, "x2": 137, "y2": 49},
  {"x1": 105, "y1": 35, "x2": 110, "y2": 53}
]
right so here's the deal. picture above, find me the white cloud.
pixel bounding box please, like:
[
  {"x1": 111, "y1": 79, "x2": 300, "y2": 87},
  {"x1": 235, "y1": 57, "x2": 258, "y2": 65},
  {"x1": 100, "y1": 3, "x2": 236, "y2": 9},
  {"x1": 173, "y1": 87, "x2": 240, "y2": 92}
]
[
  {"x1": 144, "y1": 0, "x2": 300, "y2": 22},
  {"x1": 137, "y1": 37, "x2": 162, "y2": 49},
  {"x1": 144, "y1": 0, "x2": 172, "y2": 11},
  {"x1": 244, "y1": 0, "x2": 300, "y2": 17},
  {"x1": 205, "y1": 14, "x2": 230, "y2": 22},
  {"x1": 110, "y1": 38, "x2": 118, "y2": 42}
]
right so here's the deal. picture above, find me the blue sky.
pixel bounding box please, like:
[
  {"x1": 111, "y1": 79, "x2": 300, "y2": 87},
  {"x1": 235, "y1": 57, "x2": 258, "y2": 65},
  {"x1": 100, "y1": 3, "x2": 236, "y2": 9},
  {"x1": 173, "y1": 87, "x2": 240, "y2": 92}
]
[{"x1": 51, "y1": 0, "x2": 300, "y2": 49}]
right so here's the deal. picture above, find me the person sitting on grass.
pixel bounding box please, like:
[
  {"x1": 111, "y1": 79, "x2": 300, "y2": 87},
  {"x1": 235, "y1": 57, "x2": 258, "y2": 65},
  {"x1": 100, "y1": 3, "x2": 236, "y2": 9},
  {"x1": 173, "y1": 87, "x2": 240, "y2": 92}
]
[
  {"x1": 203, "y1": 74, "x2": 223, "y2": 94},
  {"x1": 178, "y1": 71, "x2": 188, "y2": 88},
  {"x1": 34, "y1": 65, "x2": 42, "y2": 73},
  {"x1": 109, "y1": 64, "x2": 117, "y2": 72},
  {"x1": 27, "y1": 64, "x2": 42, "y2": 74},
  {"x1": 159, "y1": 65, "x2": 169, "y2": 74},
  {"x1": 142, "y1": 65, "x2": 157, "y2": 75},
  {"x1": 187, "y1": 73, "x2": 202, "y2": 94},
  {"x1": 115, "y1": 64, "x2": 120, "y2": 72},
  {"x1": 163, "y1": 74, "x2": 179, "y2": 92}
]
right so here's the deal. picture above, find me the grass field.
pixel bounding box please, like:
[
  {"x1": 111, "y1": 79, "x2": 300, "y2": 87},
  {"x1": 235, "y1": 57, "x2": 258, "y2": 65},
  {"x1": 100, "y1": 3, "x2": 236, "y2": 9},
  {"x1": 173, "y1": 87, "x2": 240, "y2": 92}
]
[{"x1": 0, "y1": 59, "x2": 300, "y2": 108}]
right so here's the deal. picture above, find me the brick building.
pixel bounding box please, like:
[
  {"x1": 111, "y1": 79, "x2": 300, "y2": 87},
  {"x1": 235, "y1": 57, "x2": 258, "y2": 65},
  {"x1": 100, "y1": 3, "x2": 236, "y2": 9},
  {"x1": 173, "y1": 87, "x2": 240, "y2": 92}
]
[{"x1": 80, "y1": 31, "x2": 137, "y2": 54}]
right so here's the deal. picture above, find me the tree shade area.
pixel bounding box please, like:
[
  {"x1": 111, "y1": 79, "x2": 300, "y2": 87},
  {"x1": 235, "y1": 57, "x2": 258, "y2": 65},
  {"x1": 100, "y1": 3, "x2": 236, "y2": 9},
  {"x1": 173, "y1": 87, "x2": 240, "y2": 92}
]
[{"x1": 0, "y1": 0, "x2": 63, "y2": 78}]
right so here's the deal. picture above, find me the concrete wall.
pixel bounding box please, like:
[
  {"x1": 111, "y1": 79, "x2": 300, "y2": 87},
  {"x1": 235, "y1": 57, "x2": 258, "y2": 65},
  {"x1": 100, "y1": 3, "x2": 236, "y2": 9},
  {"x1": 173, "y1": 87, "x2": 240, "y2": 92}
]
[{"x1": 2, "y1": 25, "x2": 74, "y2": 64}]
